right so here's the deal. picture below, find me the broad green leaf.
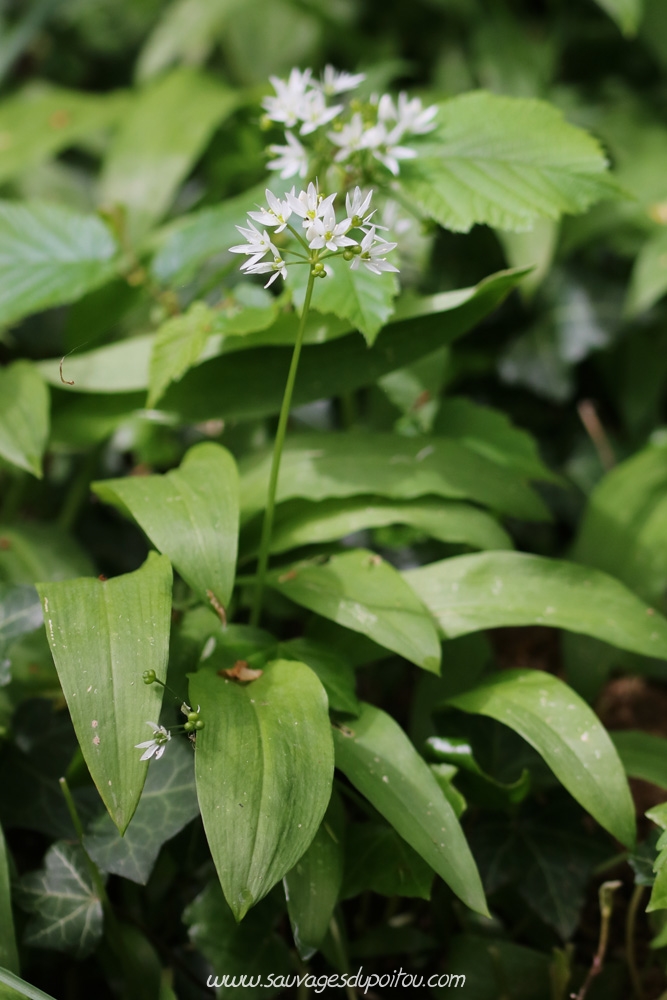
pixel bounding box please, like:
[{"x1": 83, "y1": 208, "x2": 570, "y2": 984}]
[
  {"x1": 0, "y1": 85, "x2": 128, "y2": 186},
  {"x1": 0, "y1": 523, "x2": 94, "y2": 584},
  {"x1": 93, "y1": 442, "x2": 238, "y2": 608},
  {"x1": 147, "y1": 302, "x2": 216, "y2": 407},
  {"x1": 84, "y1": 738, "x2": 200, "y2": 885},
  {"x1": 572, "y1": 441, "x2": 667, "y2": 603},
  {"x1": 16, "y1": 842, "x2": 103, "y2": 958},
  {"x1": 446, "y1": 935, "x2": 551, "y2": 999},
  {"x1": 446, "y1": 670, "x2": 636, "y2": 847},
  {"x1": 0, "y1": 584, "x2": 43, "y2": 659},
  {"x1": 379, "y1": 346, "x2": 450, "y2": 433},
  {"x1": 277, "y1": 638, "x2": 359, "y2": 716},
  {"x1": 0, "y1": 202, "x2": 118, "y2": 327},
  {"x1": 0, "y1": 363, "x2": 49, "y2": 478},
  {"x1": 625, "y1": 229, "x2": 667, "y2": 317},
  {"x1": 137, "y1": 0, "x2": 245, "y2": 82},
  {"x1": 240, "y1": 434, "x2": 548, "y2": 525},
  {"x1": 184, "y1": 882, "x2": 290, "y2": 996},
  {"x1": 267, "y1": 550, "x2": 442, "y2": 672},
  {"x1": 190, "y1": 660, "x2": 334, "y2": 920},
  {"x1": 240, "y1": 497, "x2": 512, "y2": 562},
  {"x1": 611, "y1": 731, "x2": 667, "y2": 789},
  {"x1": 341, "y1": 821, "x2": 434, "y2": 901},
  {"x1": 401, "y1": 93, "x2": 615, "y2": 233},
  {"x1": 425, "y1": 736, "x2": 531, "y2": 809},
  {"x1": 36, "y1": 552, "x2": 173, "y2": 833},
  {"x1": 284, "y1": 792, "x2": 344, "y2": 960},
  {"x1": 0, "y1": 823, "x2": 18, "y2": 974},
  {"x1": 99, "y1": 69, "x2": 238, "y2": 240},
  {"x1": 434, "y1": 397, "x2": 558, "y2": 483},
  {"x1": 467, "y1": 803, "x2": 609, "y2": 939},
  {"x1": 37, "y1": 334, "x2": 153, "y2": 395},
  {"x1": 593, "y1": 0, "x2": 643, "y2": 35},
  {"x1": 406, "y1": 551, "x2": 667, "y2": 659},
  {"x1": 332, "y1": 701, "x2": 488, "y2": 915},
  {"x1": 293, "y1": 255, "x2": 399, "y2": 344},
  {"x1": 0, "y1": 968, "x2": 58, "y2": 1000}
]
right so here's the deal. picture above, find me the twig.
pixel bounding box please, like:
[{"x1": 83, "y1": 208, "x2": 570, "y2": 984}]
[
  {"x1": 572, "y1": 880, "x2": 622, "y2": 1000},
  {"x1": 577, "y1": 400, "x2": 615, "y2": 470}
]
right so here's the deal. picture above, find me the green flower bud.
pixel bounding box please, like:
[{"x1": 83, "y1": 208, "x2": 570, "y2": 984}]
[
  {"x1": 184, "y1": 721, "x2": 195, "y2": 732},
  {"x1": 195, "y1": 719, "x2": 205, "y2": 730},
  {"x1": 343, "y1": 249, "x2": 354, "y2": 260},
  {"x1": 187, "y1": 711, "x2": 199, "y2": 723},
  {"x1": 142, "y1": 670, "x2": 157, "y2": 685}
]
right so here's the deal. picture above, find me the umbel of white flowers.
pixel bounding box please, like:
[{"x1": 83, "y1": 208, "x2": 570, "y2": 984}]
[
  {"x1": 230, "y1": 183, "x2": 399, "y2": 287},
  {"x1": 262, "y1": 66, "x2": 438, "y2": 179}
]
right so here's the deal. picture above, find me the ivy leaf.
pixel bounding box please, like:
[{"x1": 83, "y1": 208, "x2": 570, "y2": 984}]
[
  {"x1": 333, "y1": 702, "x2": 488, "y2": 915},
  {"x1": 16, "y1": 842, "x2": 103, "y2": 958},
  {"x1": 341, "y1": 822, "x2": 434, "y2": 901},
  {"x1": 406, "y1": 551, "x2": 667, "y2": 659},
  {"x1": 93, "y1": 442, "x2": 239, "y2": 609},
  {"x1": 83, "y1": 738, "x2": 200, "y2": 885},
  {"x1": 99, "y1": 69, "x2": 238, "y2": 240},
  {"x1": 0, "y1": 362, "x2": 49, "y2": 478},
  {"x1": 36, "y1": 552, "x2": 173, "y2": 834},
  {"x1": 0, "y1": 202, "x2": 119, "y2": 327},
  {"x1": 446, "y1": 669, "x2": 636, "y2": 847},
  {"x1": 190, "y1": 660, "x2": 334, "y2": 921},
  {"x1": 267, "y1": 550, "x2": 441, "y2": 673},
  {"x1": 400, "y1": 92, "x2": 616, "y2": 233}
]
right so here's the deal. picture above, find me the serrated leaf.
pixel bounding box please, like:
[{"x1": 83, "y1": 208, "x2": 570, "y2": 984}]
[
  {"x1": 0, "y1": 522, "x2": 94, "y2": 585},
  {"x1": 332, "y1": 701, "x2": 487, "y2": 915},
  {"x1": 100, "y1": 69, "x2": 238, "y2": 240},
  {"x1": 36, "y1": 552, "x2": 172, "y2": 833},
  {"x1": 0, "y1": 362, "x2": 49, "y2": 478},
  {"x1": 240, "y1": 496, "x2": 512, "y2": 562},
  {"x1": 147, "y1": 302, "x2": 216, "y2": 407},
  {"x1": 84, "y1": 738, "x2": 199, "y2": 885},
  {"x1": 16, "y1": 842, "x2": 103, "y2": 958},
  {"x1": 189, "y1": 660, "x2": 334, "y2": 920},
  {"x1": 267, "y1": 550, "x2": 441, "y2": 672},
  {"x1": 93, "y1": 442, "x2": 238, "y2": 608},
  {"x1": 284, "y1": 792, "x2": 344, "y2": 960},
  {"x1": 0, "y1": 202, "x2": 118, "y2": 327},
  {"x1": 240, "y1": 433, "x2": 548, "y2": 525},
  {"x1": 0, "y1": 822, "x2": 19, "y2": 974},
  {"x1": 446, "y1": 670, "x2": 636, "y2": 847},
  {"x1": 611, "y1": 731, "x2": 667, "y2": 789},
  {"x1": 0, "y1": 85, "x2": 128, "y2": 186},
  {"x1": 400, "y1": 92, "x2": 615, "y2": 233},
  {"x1": 341, "y1": 822, "x2": 434, "y2": 901},
  {"x1": 572, "y1": 440, "x2": 667, "y2": 603},
  {"x1": 406, "y1": 551, "x2": 667, "y2": 659},
  {"x1": 593, "y1": 0, "x2": 643, "y2": 35}
]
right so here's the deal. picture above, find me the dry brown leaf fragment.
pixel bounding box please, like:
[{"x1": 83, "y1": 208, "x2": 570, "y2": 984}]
[{"x1": 219, "y1": 660, "x2": 263, "y2": 682}]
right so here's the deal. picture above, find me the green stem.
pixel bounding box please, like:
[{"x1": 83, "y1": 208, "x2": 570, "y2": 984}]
[
  {"x1": 59, "y1": 778, "x2": 116, "y2": 923},
  {"x1": 57, "y1": 445, "x2": 101, "y2": 532},
  {"x1": 250, "y1": 269, "x2": 317, "y2": 627}
]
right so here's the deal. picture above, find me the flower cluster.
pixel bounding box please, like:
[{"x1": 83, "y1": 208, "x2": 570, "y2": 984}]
[
  {"x1": 262, "y1": 66, "x2": 438, "y2": 179},
  {"x1": 136, "y1": 674, "x2": 205, "y2": 762},
  {"x1": 230, "y1": 183, "x2": 398, "y2": 287}
]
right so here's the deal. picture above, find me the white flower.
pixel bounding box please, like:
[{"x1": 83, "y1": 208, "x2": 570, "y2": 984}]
[
  {"x1": 262, "y1": 68, "x2": 313, "y2": 127},
  {"x1": 350, "y1": 227, "x2": 399, "y2": 275},
  {"x1": 394, "y1": 92, "x2": 438, "y2": 135},
  {"x1": 363, "y1": 121, "x2": 417, "y2": 176},
  {"x1": 345, "y1": 187, "x2": 379, "y2": 230},
  {"x1": 135, "y1": 722, "x2": 171, "y2": 761},
  {"x1": 248, "y1": 188, "x2": 294, "y2": 232},
  {"x1": 229, "y1": 222, "x2": 278, "y2": 266},
  {"x1": 267, "y1": 131, "x2": 309, "y2": 179},
  {"x1": 242, "y1": 255, "x2": 288, "y2": 288},
  {"x1": 329, "y1": 113, "x2": 368, "y2": 162},
  {"x1": 319, "y1": 65, "x2": 366, "y2": 96},
  {"x1": 307, "y1": 208, "x2": 357, "y2": 253},
  {"x1": 298, "y1": 89, "x2": 342, "y2": 135},
  {"x1": 287, "y1": 181, "x2": 336, "y2": 229}
]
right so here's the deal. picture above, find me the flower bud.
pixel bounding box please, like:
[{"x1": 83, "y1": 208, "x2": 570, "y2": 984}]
[
  {"x1": 195, "y1": 719, "x2": 205, "y2": 730},
  {"x1": 142, "y1": 670, "x2": 157, "y2": 685},
  {"x1": 184, "y1": 721, "x2": 195, "y2": 732}
]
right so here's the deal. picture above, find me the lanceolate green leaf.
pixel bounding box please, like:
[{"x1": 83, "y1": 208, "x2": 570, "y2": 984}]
[
  {"x1": 0, "y1": 968, "x2": 58, "y2": 1000},
  {"x1": 401, "y1": 93, "x2": 615, "y2": 233},
  {"x1": 189, "y1": 660, "x2": 334, "y2": 921},
  {"x1": 333, "y1": 702, "x2": 487, "y2": 915},
  {"x1": 36, "y1": 552, "x2": 172, "y2": 833},
  {"x1": 593, "y1": 0, "x2": 643, "y2": 36},
  {"x1": 0, "y1": 362, "x2": 49, "y2": 478},
  {"x1": 147, "y1": 302, "x2": 216, "y2": 407},
  {"x1": 240, "y1": 497, "x2": 512, "y2": 562},
  {"x1": 406, "y1": 552, "x2": 667, "y2": 659},
  {"x1": 446, "y1": 670, "x2": 636, "y2": 847},
  {"x1": 0, "y1": 822, "x2": 19, "y2": 974},
  {"x1": 240, "y1": 434, "x2": 548, "y2": 525},
  {"x1": 572, "y1": 441, "x2": 667, "y2": 603},
  {"x1": 99, "y1": 69, "x2": 238, "y2": 240},
  {"x1": 611, "y1": 731, "x2": 667, "y2": 789},
  {"x1": 16, "y1": 842, "x2": 103, "y2": 958},
  {"x1": 267, "y1": 550, "x2": 442, "y2": 672},
  {"x1": 93, "y1": 442, "x2": 238, "y2": 608},
  {"x1": 625, "y1": 229, "x2": 667, "y2": 317},
  {"x1": 0, "y1": 202, "x2": 118, "y2": 327},
  {"x1": 0, "y1": 522, "x2": 94, "y2": 585}
]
